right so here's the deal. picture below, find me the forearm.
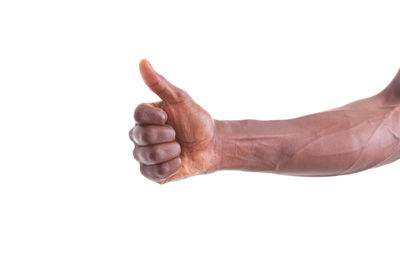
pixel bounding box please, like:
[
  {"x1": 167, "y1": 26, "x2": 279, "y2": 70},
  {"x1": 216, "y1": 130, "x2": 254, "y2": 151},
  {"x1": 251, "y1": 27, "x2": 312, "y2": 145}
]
[
  {"x1": 214, "y1": 97, "x2": 400, "y2": 176},
  {"x1": 214, "y1": 119, "x2": 290, "y2": 172}
]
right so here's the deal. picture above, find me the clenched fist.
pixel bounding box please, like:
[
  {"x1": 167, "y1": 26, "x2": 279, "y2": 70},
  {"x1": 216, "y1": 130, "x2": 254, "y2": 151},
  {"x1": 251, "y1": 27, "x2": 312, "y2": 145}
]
[{"x1": 129, "y1": 59, "x2": 220, "y2": 184}]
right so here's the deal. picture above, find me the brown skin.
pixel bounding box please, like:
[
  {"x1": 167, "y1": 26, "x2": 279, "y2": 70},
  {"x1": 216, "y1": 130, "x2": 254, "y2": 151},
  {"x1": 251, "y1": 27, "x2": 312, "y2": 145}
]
[{"x1": 130, "y1": 59, "x2": 400, "y2": 184}]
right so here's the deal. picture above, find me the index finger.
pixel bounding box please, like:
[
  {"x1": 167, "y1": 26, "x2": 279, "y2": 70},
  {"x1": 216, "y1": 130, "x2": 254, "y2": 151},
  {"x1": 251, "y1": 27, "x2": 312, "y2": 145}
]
[{"x1": 134, "y1": 103, "x2": 168, "y2": 125}]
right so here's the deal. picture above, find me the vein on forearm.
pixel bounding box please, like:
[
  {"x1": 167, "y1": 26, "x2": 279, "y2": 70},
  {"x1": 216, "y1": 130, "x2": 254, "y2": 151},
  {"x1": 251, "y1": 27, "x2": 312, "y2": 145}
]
[
  {"x1": 277, "y1": 106, "x2": 400, "y2": 176},
  {"x1": 216, "y1": 104, "x2": 400, "y2": 176}
]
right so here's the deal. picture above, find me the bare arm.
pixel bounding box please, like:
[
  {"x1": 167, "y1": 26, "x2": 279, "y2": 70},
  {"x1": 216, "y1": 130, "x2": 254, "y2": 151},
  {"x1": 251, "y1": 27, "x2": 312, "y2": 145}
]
[
  {"x1": 214, "y1": 92, "x2": 400, "y2": 176},
  {"x1": 130, "y1": 61, "x2": 400, "y2": 183}
]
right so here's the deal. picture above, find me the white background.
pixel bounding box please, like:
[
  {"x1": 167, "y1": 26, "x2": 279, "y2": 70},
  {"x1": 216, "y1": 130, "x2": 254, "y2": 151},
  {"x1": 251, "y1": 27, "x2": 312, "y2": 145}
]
[{"x1": 1, "y1": 0, "x2": 400, "y2": 266}]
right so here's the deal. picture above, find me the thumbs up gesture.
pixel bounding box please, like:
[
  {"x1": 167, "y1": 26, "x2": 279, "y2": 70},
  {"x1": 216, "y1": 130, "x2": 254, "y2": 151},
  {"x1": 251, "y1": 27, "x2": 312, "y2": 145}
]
[{"x1": 130, "y1": 60, "x2": 219, "y2": 183}]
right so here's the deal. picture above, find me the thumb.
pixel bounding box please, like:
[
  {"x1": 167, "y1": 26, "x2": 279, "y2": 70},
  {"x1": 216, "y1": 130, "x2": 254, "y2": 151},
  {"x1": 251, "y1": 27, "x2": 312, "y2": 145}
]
[{"x1": 139, "y1": 59, "x2": 187, "y2": 104}]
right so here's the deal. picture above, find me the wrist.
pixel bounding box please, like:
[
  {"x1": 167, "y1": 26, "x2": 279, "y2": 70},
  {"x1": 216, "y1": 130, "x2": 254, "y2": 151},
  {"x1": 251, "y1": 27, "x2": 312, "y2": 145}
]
[
  {"x1": 212, "y1": 119, "x2": 287, "y2": 173},
  {"x1": 213, "y1": 119, "x2": 225, "y2": 172}
]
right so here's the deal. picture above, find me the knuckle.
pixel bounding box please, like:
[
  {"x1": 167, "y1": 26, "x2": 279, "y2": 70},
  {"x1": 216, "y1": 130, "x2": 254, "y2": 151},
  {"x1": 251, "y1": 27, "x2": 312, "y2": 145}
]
[
  {"x1": 139, "y1": 165, "x2": 147, "y2": 176},
  {"x1": 158, "y1": 163, "x2": 169, "y2": 176},
  {"x1": 141, "y1": 128, "x2": 155, "y2": 144},
  {"x1": 132, "y1": 126, "x2": 140, "y2": 143},
  {"x1": 133, "y1": 147, "x2": 139, "y2": 161},
  {"x1": 163, "y1": 125, "x2": 176, "y2": 139},
  {"x1": 134, "y1": 103, "x2": 147, "y2": 122},
  {"x1": 128, "y1": 128, "x2": 134, "y2": 141},
  {"x1": 140, "y1": 164, "x2": 163, "y2": 183},
  {"x1": 147, "y1": 148, "x2": 160, "y2": 162},
  {"x1": 173, "y1": 142, "x2": 182, "y2": 154},
  {"x1": 149, "y1": 80, "x2": 160, "y2": 89},
  {"x1": 134, "y1": 103, "x2": 166, "y2": 124},
  {"x1": 133, "y1": 126, "x2": 158, "y2": 145},
  {"x1": 140, "y1": 164, "x2": 154, "y2": 179},
  {"x1": 175, "y1": 88, "x2": 188, "y2": 99}
]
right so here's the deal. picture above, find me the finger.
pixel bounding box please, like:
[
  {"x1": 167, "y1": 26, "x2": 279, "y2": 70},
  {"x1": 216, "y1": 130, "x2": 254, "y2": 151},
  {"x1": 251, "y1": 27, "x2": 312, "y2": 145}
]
[
  {"x1": 132, "y1": 125, "x2": 176, "y2": 146},
  {"x1": 129, "y1": 128, "x2": 134, "y2": 142},
  {"x1": 134, "y1": 103, "x2": 167, "y2": 125},
  {"x1": 139, "y1": 59, "x2": 188, "y2": 104},
  {"x1": 133, "y1": 142, "x2": 181, "y2": 165},
  {"x1": 140, "y1": 157, "x2": 181, "y2": 183}
]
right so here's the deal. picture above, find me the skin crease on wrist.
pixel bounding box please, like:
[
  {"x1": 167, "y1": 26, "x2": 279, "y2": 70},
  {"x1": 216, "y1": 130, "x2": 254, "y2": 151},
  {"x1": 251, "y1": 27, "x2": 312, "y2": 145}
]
[{"x1": 129, "y1": 59, "x2": 400, "y2": 184}]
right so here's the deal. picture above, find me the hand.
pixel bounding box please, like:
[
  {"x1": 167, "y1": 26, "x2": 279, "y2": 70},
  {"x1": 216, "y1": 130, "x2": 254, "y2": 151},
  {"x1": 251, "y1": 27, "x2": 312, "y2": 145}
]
[{"x1": 129, "y1": 59, "x2": 219, "y2": 184}]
